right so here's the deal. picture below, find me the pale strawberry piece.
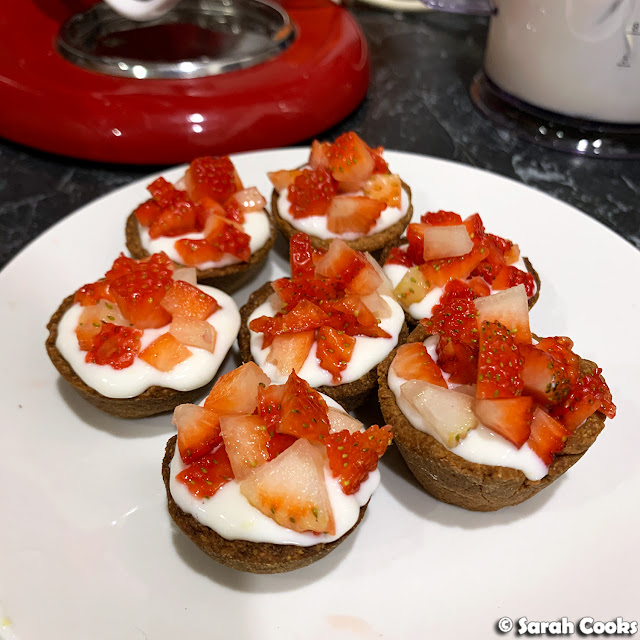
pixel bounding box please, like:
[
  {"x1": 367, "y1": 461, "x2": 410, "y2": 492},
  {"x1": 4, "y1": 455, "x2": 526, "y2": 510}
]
[
  {"x1": 239, "y1": 438, "x2": 336, "y2": 535},
  {"x1": 265, "y1": 330, "x2": 314, "y2": 377},
  {"x1": 327, "y1": 407, "x2": 363, "y2": 434},
  {"x1": 363, "y1": 173, "x2": 401, "y2": 208},
  {"x1": 267, "y1": 169, "x2": 303, "y2": 192},
  {"x1": 308, "y1": 140, "x2": 331, "y2": 169},
  {"x1": 347, "y1": 261, "x2": 383, "y2": 296},
  {"x1": 171, "y1": 267, "x2": 198, "y2": 285},
  {"x1": 422, "y1": 225, "x2": 474, "y2": 261},
  {"x1": 204, "y1": 362, "x2": 271, "y2": 416},
  {"x1": 76, "y1": 299, "x2": 129, "y2": 351},
  {"x1": 325, "y1": 196, "x2": 384, "y2": 235},
  {"x1": 360, "y1": 291, "x2": 392, "y2": 320},
  {"x1": 220, "y1": 414, "x2": 271, "y2": 480},
  {"x1": 173, "y1": 403, "x2": 222, "y2": 463},
  {"x1": 225, "y1": 187, "x2": 267, "y2": 214},
  {"x1": 473, "y1": 396, "x2": 534, "y2": 448},
  {"x1": 474, "y1": 284, "x2": 532, "y2": 344},
  {"x1": 169, "y1": 316, "x2": 216, "y2": 352},
  {"x1": 314, "y1": 238, "x2": 365, "y2": 283},
  {"x1": 160, "y1": 280, "x2": 219, "y2": 320},
  {"x1": 139, "y1": 332, "x2": 192, "y2": 372},
  {"x1": 394, "y1": 266, "x2": 431, "y2": 306}
]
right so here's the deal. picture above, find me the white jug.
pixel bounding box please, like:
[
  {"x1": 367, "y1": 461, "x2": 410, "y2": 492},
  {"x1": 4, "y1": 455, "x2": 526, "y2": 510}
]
[{"x1": 102, "y1": 0, "x2": 182, "y2": 21}]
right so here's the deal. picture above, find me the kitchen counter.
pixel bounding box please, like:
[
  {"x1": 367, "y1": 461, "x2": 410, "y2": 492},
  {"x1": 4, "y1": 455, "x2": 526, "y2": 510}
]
[{"x1": 1, "y1": 6, "x2": 638, "y2": 271}]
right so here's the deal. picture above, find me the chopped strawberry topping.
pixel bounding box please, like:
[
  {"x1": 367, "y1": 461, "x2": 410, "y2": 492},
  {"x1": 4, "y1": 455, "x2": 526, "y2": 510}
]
[
  {"x1": 326, "y1": 132, "x2": 375, "y2": 184},
  {"x1": 391, "y1": 342, "x2": 448, "y2": 388},
  {"x1": 257, "y1": 383, "x2": 285, "y2": 431},
  {"x1": 173, "y1": 404, "x2": 222, "y2": 463},
  {"x1": 160, "y1": 280, "x2": 219, "y2": 320},
  {"x1": 288, "y1": 232, "x2": 317, "y2": 279},
  {"x1": 492, "y1": 265, "x2": 536, "y2": 297},
  {"x1": 316, "y1": 326, "x2": 356, "y2": 383},
  {"x1": 473, "y1": 396, "x2": 534, "y2": 448},
  {"x1": 420, "y1": 210, "x2": 463, "y2": 226},
  {"x1": 527, "y1": 407, "x2": 570, "y2": 465},
  {"x1": 184, "y1": 155, "x2": 243, "y2": 204},
  {"x1": 176, "y1": 444, "x2": 235, "y2": 499},
  {"x1": 287, "y1": 168, "x2": 337, "y2": 219},
  {"x1": 139, "y1": 332, "x2": 192, "y2": 372},
  {"x1": 85, "y1": 323, "x2": 143, "y2": 369},
  {"x1": 520, "y1": 344, "x2": 572, "y2": 407}
]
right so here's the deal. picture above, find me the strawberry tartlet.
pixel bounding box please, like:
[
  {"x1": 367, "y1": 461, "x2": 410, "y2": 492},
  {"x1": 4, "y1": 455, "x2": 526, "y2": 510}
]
[
  {"x1": 126, "y1": 155, "x2": 275, "y2": 292},
  {"x1": 378, "y1": 284, "x2": 615, "y2": 511},
  {"x1": 162, "y1": 362, "x2": 392, "y2": 573},
  {"x1": 46, "y1": 252, "x2": 240, "y2": 418},
  {"x1": 268, "y1": 132, "x2": 412, "y2": 253},
  {"x1": 238, "y1": 233, "x2": 408, "y2": 410},
  {"x1": 382, "y1": 210, "x2": 539, "y2": 323}
]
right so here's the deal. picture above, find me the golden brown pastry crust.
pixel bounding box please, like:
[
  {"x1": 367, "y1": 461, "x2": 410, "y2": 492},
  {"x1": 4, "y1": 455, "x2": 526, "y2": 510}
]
[
  {"x1": 46, "y1": 294, "x2": 212, "y2": 419},
  {"x1": 125, "y1": 209, "x2": 276, "y2": 293},
  {"x1": 271, "y1": 182, "x2": 413, "y2": 256},
  {"x1": 377, "y1": 324, "x2": 607, "y2": 511},
  {"x1": 162, "y1": 436, "x2": 367, "y2": 573},
  {"x1": 238, "y1": 281, "x2": 409, "y2": 411}
]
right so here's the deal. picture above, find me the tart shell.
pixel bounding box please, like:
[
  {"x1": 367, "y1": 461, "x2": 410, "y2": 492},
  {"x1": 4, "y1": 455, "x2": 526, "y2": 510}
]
[
  {"x1": 377, "y1": 323, "x2": 607, "y2": 511},
  {"x1": 271, "y1": 182, "x2": 413, "y2": 256},
  {"x1": 238, "y1": 281, "x2": 409, "y2": 411},
  {"x1": 46, "y1": 294, "x2": 212, "y2": 419},
  {"x1": 162, "y1": 436, "x2": 367, "y2": 574},
  {"x1": 126, "y1": 210, "x2": 276, "y2": 293}
]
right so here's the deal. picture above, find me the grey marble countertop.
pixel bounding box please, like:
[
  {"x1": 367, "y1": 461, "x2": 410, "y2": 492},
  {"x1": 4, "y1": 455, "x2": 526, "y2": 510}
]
[{"x1": 1, "y1": 7, "x2": 638, "y2": 272}]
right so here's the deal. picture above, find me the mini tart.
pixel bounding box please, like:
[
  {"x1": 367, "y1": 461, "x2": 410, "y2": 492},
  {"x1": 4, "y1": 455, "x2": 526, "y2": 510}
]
[
  {"x1": 126, "y1": 209, "x2": 276, "y2": 294},
  {"x1": 271, "y1": 181, "x2": 413, "y2": 255},
  {"x1": 238, "y1": 281, "x2": 409, "y2": 411},
  {"x1": 46, "y1": 294, "x2": 211, "y2": 418},
  {"x1": 162, "y1": 435, "x2": 367, "y2": 574},
  {"x1": 377, "y1": 324, "x2": 608, "y2": 512}
]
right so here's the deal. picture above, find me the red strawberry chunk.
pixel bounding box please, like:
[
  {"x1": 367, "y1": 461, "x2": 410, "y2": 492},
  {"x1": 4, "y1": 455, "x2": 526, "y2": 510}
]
[
  {"x1": 278, "y1": 371, "x2": 331, "y2": 443},
  {"x1": 266, "y1": 432, "x2": 297, "y2": 460},
  {"x1": 173, "y1": 403, "x2": 222, "y2": 463},
  {"x1": 147, "y1": 176, "x2": 177, "y2": 206},
  {"x1": 184, "y1": 155, "x2": 243, "y2": 203},
  {"x1": 85, "y1": 323, "x2": 143, "y2": 369},
  {"x1": 520, "y1": 344, "x2": 572, "y2": 407},
  {"x1": 492, "y1": 265, "x2": 536, "y2": 298},
  {"x1": 367, "y1": 144, "x2": 389, "y2": 174},
  {"x1": 258, "y1": 383, "x2": 285, "y2": 431},
  {"x1": 176, "y1": 444, "x2": 235, "y2": 499},
  {"x1": 74, "y1": 280, "x2": 113, "y2": 306},
  {"x1": 385, "y1": 247, "x2": 414, "y2": 268},
  {"x1": 160, "y1": 280, "x2": 219, "y2": 320},
  {"x1": 326, "y1": 132, "x2": 375, "y2": 184},
  {"x1": 325, "y1": 196, "x2": 384, "y2": 235},
  {"x1": 406, "y1": 223, "x2": 427, "y2": 265},
  {"x1": 463, "y1": 213, "x2": 486, "y2": 243},
  {"x1": 204, "y1": 361, "x2": 271, "y2": 416},
  {"x1": 204, "y1": 214, "x2": 251, "y2": 262},
  {"x1": 473, "y1": 396, "x2": 534, "y2": 448},
  {"x1": 287, "y1": 167, "x2": 337, "y2": 219},
  {"x1": 289, "y1": 232, "x2": 317, "y2": 279},
  {"x1": 148, "y1": 195, "x2": 199, "y2": 239},
  {"x1": 527, "y1": 407, "x2": 570, "y2": 465},
  {"x1": 134, "y1": 198, "x2": 162, "y2": 226},
  {"x1": 139, "y1": 332, "x2": 192, "y2": 372},
  {"x1": 309, "y1": 140, "x2": 331, "y2": 169},
  {"x1": 314, "y1": 239, "x2": 367, "y2": 286},
  {"x1": 271, "y1": 276, "x2": 342, "y2": 307},
  {"x1": 420, "y1": 210, "x2": 463, "y2": 226},
  {"x1": 476, "y1": 321, "x2": 524, "y2": 399},
  {"x1": 422, "y1": 280, "x2": 479, "y2": 343},
  {"x1": 325, "y1": 424, "x2": 392, "y2": 494},
  {"x1": 535, "y1": 337, "x2": 581, "y2": 386},
  {"x1": 175, "y1": 238, "x2": 224, "y2": 266},
  {"x1": 316, "y1": 326, "x2": 356, "y2": 383},
  {"x1": 419, "y1": 244, "x2": 486, "y2": 289},
  {"x1": 320, "y1": 300, "x2": 390, "y2": 339},
  {"x1": 391, "y1": 342, "x2": 448, "y2": 388},
  {"x1": 436, "y1": 338, "x2": 478, "y2": 385}
]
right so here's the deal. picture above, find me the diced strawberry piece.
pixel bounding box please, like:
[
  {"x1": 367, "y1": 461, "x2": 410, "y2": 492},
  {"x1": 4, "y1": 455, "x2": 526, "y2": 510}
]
[
  {"x1": 250, "y1": 300, "x2": 329, "y2": 347},
  {"x1": 470, "y1": 236, "x2": 506, "y2": 285},
  {"x1": 520, "y1": 344, "x2": 572, "y2": 407},
  {"x1": 204, "y1": 362, "x2": 271, "y2": 416},
  {"x1": 314, "y1": 239, "x2": 366, "y2": 285},
  {"x1": 287, "y1": 167, "x2": 337, "y2": 219},
  {"x1": 360, "y1": 291, "x2": 392, "y2": 320},
  {"x1": 266, "y1": 432, "x2": 297, "y2": 460},
  {"x1": 184, "y1": 155, "x2": 243, "y2": 203},
  {"x1": 75, "y1": 299, "x2": 129, "y2": 350},
  {"x1": 139, "y1": 332, "x2": 192, "y2": 371},
  {"x1": 535, "y1": 337, "x2": 581, "y2": 386},
  {"x1": 257, "y1": 383, "x2": 285, "y2": 431},
  {"x1": 474, "y1": 284, "x2": 532, "y2": 345},
  {"x1": 325, "y1": 425, "x2": 392, "y2": 494},
  {"x1": 330, "y1": 294, "x2": 379, "y2": 329},
  {"x1": 363, "y1": 173, "x2": 401, "y2": 208},
  {"x1": 527, "y1": 407, "x2": 570, "y2": 465},
  {"x1": 271, "y1": 276, "x2": 342, "y2": 307},
  {"x1": 288, "y1": 233, "x2": 316, "y2": 279},
  {"x1": 169, "y1": 316, "x2": 216, "y2": 352},
  {"x1": 308, "y1": 140, "x2": 331, "y2": 169},
  {"x1": 473, "y1": 396, "x2": 534, "y2": 448},
  {"x1": 325, "y1": 195, "x2": 384, "y2": 235},
  {"x1": 174, "y1": 239, "x2": 224, "y2": 266},
  {"x1": 176, "y1": 444, "x2": 234, "y2": 499},
  {"x1": 220, "y1": 414, "x2": 270, "y2": 480},
  {"x1": 134, "y1": 198, "x2": 162, "y2": 226},
  {"x1": 225, "y1": 187, "x2": 266, "y2": 215},
  {"x1": 160, "y1": 280, "x2": 219, "y2": 320},
  {"x1": 492, "y1": 265, "x2": 536, "y2": 298},
  {"x1": 385, "y1": 247, "x2": 414, "y2": 268},
  {"x1": 278, "y1": 371, "x2": 331, "y2": 443},
  {"x1": 148, "y1": 196, "x2": 199, "y2": 239},
  {"x1": 147, "y1": 176, "x2": 177, "y2": 206},
  {"x1": 85, "y1": 323, "x2": 142, "y2": 369},
  {"x1": 316, "y1": 325, "x2": 356, "y2": 383},
  {"x1": 436, "y1": 338, "x2": 478, "y2": 385},
  {"x1": 394, "y1": 266, "x2": 431, "y2": 306},
  {"x1": 173, "y1": 403, "x2": 222, "y2": 463},
  {"x1": 422, "y1": 225, "x2": 474, "y2": 261},
  {"x1": 221, "y1": 198, "x2": 244, "y2": 225},
  {"x1": 551, "y1": 367, "x2": 616, "y2": 431},
  {"x1": 467, "y1": 276, "x2": 491, "y2": 298},
  {"x1": 419, "y1": 245, "x2": 486, "y2": 289},
  {"x1": 320, "y1": 299, "x2": 390, "y2": 339},
  {"x1": 347, "y1": 261, "x2": 383, "y2": 296},
  {"x1": 367, "y1": 144, "x2": 389, "y2": 174},
  {"x1": 391, "y1": 342, "x2": 448, "y2": 388},
  {"x1": 267, "y1": 169, "x2": 303, "y2": 192},
  {"x1": 203, "y1": 214, "x2": 251, "y2": 262},
  {"x1": 327, "y1": 407, "x2": 364, "y2": 434},
  {"x1": 74, "y1": 280, "x2": 114, "y2": 306},
  {"x1": 421, "y1": 210, "x2": 463, "y2": 227},
  {"x1": 198, "y1": 196, "x2": 227, "y2": 225},
  {"x1": 406, "y1": 223, "x2": 427, "y2": 265},
  {"x1": 326, "y1": 132, "x2": 375, "y2": 184},
  {"x1": 476, "y1": 320, "x2": 524, "y2": 399},
  {"x1": 486, "y1": 233, "x2": 516, "y2": 259},
  {"x1": 266, "y1": 330, "x2": 314, "y2": 377},
  {"x1": 463, "y1": 213, "x2": 485, "y2": 242},
  {"x1": 239, "y1": 438, "x2": 335, "y2": 534}
]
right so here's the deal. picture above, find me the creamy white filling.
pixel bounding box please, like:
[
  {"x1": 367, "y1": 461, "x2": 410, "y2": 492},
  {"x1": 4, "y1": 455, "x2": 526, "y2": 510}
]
[
  {"x1": 169, "y1": 393, "x2": 380, "y2": 545},
  {"x1": 383, "y1": 251, "x2": 534, "y2": 321},
  {"x1": 388, "y1": 336, "x2": 548, "y2": 481},
  {"x1": 248, "y1": 294, "x2": 405, "y2": 386},
  {"x1": 277, "y1": 186, "x2": 410, "y2": 240},
  {"x1": 55, "y1": 286, "x2": 240, "y2": 399},
  {"x1": 138, "y1": 210, "x2": 271, "y2": 268}
]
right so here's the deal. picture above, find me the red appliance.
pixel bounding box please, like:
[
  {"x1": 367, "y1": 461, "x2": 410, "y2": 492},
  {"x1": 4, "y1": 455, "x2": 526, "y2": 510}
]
[{"x1": 0, "y1": 0, "x2": 369, "y2": 164}]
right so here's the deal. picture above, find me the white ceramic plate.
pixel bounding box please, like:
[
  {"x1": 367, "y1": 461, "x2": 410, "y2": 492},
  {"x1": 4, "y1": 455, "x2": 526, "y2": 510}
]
[{"x1": 1, "y1": 150, "x2": 638, "y2": 640}]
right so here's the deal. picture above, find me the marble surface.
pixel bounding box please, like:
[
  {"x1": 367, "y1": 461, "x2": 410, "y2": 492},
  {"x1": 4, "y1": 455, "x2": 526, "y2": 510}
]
[{"x1": 1, "y1": 7, "x2": 639, "y2": 272}]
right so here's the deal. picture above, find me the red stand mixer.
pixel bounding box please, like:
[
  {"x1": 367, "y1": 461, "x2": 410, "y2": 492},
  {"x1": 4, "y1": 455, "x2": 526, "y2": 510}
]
[{"x1": 0, "y1": 0, "x2": 370, "y2": 164}]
